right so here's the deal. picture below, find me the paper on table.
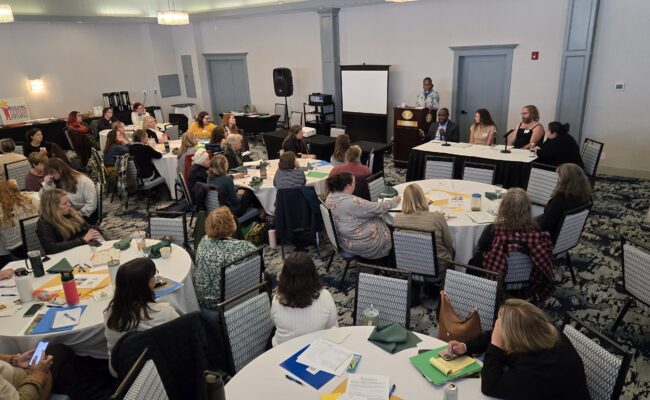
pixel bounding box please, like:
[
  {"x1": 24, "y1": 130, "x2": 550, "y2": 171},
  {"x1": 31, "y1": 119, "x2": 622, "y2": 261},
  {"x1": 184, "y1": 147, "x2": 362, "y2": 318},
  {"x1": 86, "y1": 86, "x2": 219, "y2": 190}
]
[
  {"x1": 296, "y1": 338, "x2": 355, "y2": 376},
  {"x1": 52, "y1": 308, "x2": 82, "y2": 329},
  {"x1": 74, "y1": 274, "x2": 106, "y2": 289},
  {"x1": 466, "y1": 211, "x2": 495, "y2": 224},
  {"x1": 322, "y1": 328, "x2": 351, "y2": 344},
  {"x1": 0, "y1": 276, "x2": 18, "y2": 298},
  {"x1": 346, "y1": 374, "x2": 390, "y2": 400}
]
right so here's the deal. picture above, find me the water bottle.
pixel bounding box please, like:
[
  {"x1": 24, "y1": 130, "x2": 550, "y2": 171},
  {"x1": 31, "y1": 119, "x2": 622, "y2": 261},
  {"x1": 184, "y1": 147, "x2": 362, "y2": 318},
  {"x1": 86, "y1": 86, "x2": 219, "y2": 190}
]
[
  {"x1": 471, "y1": 193, "x2": 482, "y2": 211},
  {"x1": 268, "y1": 229, "x2": 277, "y2": 249},
  {"x1": 164, "y1": 141, "x2": 170, "y2": 153},
  {"x1": 15, "y1": 268, "x2": 34, "y2": 304},
  {"x1": 204, "y1": 371, "x2": 226, "y2": 400},
  {"x1": 27, "y1": 250, "x2": 45, "y2": 278},
  {"x1": 260, "y1": 161, "x2": 267, "y2": 179},
  {"x1": 61, "y1": 272, "x2": 79, "y2": 306},
  {"x1": 362, "y1": 304, "x2": 379, "y2": 326}
]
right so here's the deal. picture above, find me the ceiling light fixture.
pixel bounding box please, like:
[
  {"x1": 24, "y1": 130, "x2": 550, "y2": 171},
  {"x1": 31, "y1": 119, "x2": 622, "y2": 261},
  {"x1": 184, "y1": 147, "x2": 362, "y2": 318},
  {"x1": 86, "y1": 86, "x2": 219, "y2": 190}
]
[
  {"x1": 0, "y1": 4, "x2": 14, "y2": 23},
  {"x1": 157, "y1": 0, "x2": 189, "y2": 25}
]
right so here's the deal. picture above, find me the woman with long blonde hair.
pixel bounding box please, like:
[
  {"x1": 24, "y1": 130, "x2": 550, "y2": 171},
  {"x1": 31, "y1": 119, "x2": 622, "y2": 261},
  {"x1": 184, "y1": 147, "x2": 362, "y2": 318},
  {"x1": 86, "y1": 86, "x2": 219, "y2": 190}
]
[
  {"x1": 177, "y1": 131, "x2": 198, "y2": 177},
  {"x1": 42, "y1": 158, "x2": 98, "y2": 224},
  {"x1": 0, "y1": 180, "x2": 39, "y2": 259},
  {"x1": 446, "y1": 299, "x2": 589, "y2": 399},
  {"x1": 36, "y1": 189, "x2": 102, "y2": 254}
]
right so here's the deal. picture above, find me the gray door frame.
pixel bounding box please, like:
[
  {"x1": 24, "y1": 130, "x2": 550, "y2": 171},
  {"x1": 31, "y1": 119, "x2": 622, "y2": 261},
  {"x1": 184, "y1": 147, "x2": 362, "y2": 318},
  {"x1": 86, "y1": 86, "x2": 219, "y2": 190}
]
[
  {"x1": 204, "y1": 53, "x2": 251, "y2": 120},
  {"x1": 450, "y1": 44, "x2": 517, "y2": 143}
]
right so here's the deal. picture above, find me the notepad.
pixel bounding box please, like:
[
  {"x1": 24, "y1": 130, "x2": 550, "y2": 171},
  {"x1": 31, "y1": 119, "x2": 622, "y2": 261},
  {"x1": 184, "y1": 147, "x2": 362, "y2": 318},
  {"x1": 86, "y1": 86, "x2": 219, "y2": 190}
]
[
  {"x1": 429, "y1": 355, "x2": 476, "y2": 376},
  {"x1": 307, "y1": 171, "x2": 329, "y2": 179},
  {"x1": 409, "y1": 346, "x2": 481, "y2": 385},
  {"x1": 52, "y1": 308, "x2": 82, "y2": 329},
  {"x1": 466, "y1": 211, "x2": 495, "y2": 224},
  {"x1": 30, "y1": 305, "x2": 87, "y2": 335}
]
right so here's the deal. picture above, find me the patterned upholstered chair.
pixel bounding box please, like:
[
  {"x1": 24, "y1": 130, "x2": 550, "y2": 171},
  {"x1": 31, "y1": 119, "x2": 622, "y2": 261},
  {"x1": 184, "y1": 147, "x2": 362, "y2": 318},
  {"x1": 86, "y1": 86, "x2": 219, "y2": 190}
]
[
  {"x1": 218, "y1": 282, "x2": 273, "y2": 373},
  {"x1": 219, "y1": 247, "x2": 264, "y2": 309},
  {"x1": 365, "y1": 171, "x2": 386, "y2": 202},
  {"x1": 14, "y1": 143, "x2": 23, "y2": 156},
  {"x1": 19, "y1": 215, "x2": 45, "y2": 255},
  {"x1": 122, "y1": 359, "x2": 169, "y2": 400},
  {"x1": 127, "y1": 157, "x2": 168, "y2": 212},
  {"x1": 391, "y1": 226, "x2": 443, "y2": 284},
  {"x1": 526, "y1": 162, "x2": 558, "y2": 216},
  {"x1": 353, "y1": 264, "x2": 412, "y2": 329},
  {"x1": 424, "y1": 155, "x2": 455, "y2": 180},
  {"x1": 4, "y1": 159, "x2": 30, "y2": 191},
  {"x1": 177, "y1": 171, "x2": 197, "y2": 226},
  {"x1": 581, "y1": 138, "x2": 604, "y2": 178},
  {"x1": 147, "y1": 211, "x2": 189, "y2": 249},
  {"x1": 504, "y1": 250, "x2": 533, "y2": 291},
  {"x1": 461, "y1": 161, "x2": 496, "y2": 185},
  {"x1": 611, "y1": 236, "x2": 650, "y2": 332},
  {"x1": 552, "y1": 203, "x2": 591, "y2": 285},
  {"x1": 440, "y1": 263, "x2": 501, "y2": 333},
  {"x1": 110, "y1": 348, "x2": 156, "y2": 400},
  {"x1": 165, "y1": 124, "x2": 180, "y2": 141},
  {"x1": 563, "y1": 314, "x2": 632, "y2": 400}
]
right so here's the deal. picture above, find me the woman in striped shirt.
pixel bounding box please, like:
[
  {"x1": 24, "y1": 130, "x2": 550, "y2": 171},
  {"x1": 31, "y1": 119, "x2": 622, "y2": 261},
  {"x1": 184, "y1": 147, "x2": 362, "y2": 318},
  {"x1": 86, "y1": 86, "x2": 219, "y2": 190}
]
[{"x1": 273, "y1": 151, "x2": 306, "y2": 190}]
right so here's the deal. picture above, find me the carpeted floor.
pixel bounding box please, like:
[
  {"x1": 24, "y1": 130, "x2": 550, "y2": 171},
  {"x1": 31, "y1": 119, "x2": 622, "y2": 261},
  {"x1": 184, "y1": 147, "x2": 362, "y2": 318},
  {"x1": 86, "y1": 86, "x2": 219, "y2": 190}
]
[{"x1": 100, "y1": 142, "x2": 650, "y2": 398}]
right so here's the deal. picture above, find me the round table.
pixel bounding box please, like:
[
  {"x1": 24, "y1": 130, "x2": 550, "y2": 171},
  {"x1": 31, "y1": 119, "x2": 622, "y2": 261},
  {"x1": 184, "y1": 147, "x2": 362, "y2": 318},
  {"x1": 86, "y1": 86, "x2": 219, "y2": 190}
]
[
  {"x1": 387, "y1": 179, "x2": 506, "y2": 264},
  {"x1": 225, "y1": 326, "x2": 493, "y2": 399},
  {"x1": 98, "y1": 123, "x2": 170, "y2": 150},
  {"x1": 0, "y1": 239, "x2": 199, "y2": 359},
  {"x1": 234, "y1": 159, "x2": 332, "y2": 215},
  {"x1": 152, "y1": 140, "x2": 182, "y2": 196}
]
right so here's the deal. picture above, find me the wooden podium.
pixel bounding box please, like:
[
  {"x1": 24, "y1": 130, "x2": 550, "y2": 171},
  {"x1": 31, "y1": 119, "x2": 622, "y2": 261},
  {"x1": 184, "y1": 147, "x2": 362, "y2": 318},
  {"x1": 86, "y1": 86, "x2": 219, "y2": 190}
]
[{"x1": 392, "y1": 107, "x2": 435, "y2": 168}]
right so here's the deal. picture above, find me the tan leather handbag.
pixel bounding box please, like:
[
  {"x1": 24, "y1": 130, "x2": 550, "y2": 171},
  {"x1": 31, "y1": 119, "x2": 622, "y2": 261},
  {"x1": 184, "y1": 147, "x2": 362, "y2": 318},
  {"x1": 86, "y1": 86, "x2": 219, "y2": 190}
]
[{"x1": 437, "y1": 290, "x2": 482, "y2": 343}]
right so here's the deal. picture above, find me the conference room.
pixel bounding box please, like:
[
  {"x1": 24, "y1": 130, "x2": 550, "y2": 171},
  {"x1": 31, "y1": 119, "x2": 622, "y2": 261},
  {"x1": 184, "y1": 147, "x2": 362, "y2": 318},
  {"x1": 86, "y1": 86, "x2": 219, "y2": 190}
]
[{"x1": 0, "y1": 0, "x2": 648, "y2": 399}]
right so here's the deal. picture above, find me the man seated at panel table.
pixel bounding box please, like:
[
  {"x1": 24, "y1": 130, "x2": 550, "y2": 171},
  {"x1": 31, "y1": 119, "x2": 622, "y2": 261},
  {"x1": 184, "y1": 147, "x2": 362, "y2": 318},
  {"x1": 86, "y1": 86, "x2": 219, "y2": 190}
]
[
  {"x1": 508, "y1": 105, "x2": 545, "y2": 150},
  {"x1": 423, "y1": 108, "x2": 460, "y2": 143}
]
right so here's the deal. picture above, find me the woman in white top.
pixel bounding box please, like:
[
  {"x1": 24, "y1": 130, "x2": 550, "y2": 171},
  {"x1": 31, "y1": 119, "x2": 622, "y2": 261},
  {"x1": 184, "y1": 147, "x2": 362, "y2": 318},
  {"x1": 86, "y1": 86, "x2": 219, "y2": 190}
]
[
  {"x1": 104, "y1": 258, "x2": 179, "y2": 376},
  {"x1": 130, "y1": 102, "x2": 149, "y2": 128},
  {"x1": 143, "y1": 115, "x2": 167, "y2": 143},
  {"x1": 41, "y1": 158, "x2": 98, "y2": 225},
  {"x1": 271, "y1": 252, "x2": 338, "y2": 346}
]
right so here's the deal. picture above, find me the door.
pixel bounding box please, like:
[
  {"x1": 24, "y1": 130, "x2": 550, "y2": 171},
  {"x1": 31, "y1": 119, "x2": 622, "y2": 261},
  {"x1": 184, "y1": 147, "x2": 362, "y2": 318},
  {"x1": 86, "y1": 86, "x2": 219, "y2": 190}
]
[
  {"x1": 181, "y1": 55, "x2": 197, "y2": 99},
  {"x1": 451, "y1": 45, "x2": 516, "y2": 144},
  {"x1": 205, "y1": 53, "x2": 251, "y2": 123}
]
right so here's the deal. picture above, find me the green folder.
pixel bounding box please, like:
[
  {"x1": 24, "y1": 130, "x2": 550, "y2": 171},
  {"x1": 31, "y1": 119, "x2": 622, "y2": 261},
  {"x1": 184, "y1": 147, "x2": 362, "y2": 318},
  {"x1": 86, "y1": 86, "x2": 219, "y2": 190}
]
[
  {"x1": 409, "y1": 346, "x2": 482, "y2": 386},
  {"x1": 306, "y1": 171, "x2": 329, "y2": 179},
  {"x1": 46, "y1": 258, "x2": 73, "y2": 274}
]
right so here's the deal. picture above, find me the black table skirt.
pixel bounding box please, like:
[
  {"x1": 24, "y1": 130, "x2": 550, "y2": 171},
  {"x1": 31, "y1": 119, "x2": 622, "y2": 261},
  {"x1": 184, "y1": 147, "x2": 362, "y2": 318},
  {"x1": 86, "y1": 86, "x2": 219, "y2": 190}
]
[
  {"x1": 263, "y1": 130, "x2": 336, "y2": 161},
  {"x1": 0, "y1": 120, "x2": 69, "y2": 150},
  {"x1": 352, "y1": 141, "x2": 392, "y2": 175},
  {"x1": 405, "y1": 149, "x2": 533, "y2": 189}
]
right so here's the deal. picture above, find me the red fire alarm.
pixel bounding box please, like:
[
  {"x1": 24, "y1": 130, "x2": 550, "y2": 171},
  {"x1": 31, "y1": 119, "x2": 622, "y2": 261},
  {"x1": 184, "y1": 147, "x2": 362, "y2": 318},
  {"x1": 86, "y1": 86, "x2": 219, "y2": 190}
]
[{"x1": 531, "y1": 51, "x2": 539, "y2": 60}]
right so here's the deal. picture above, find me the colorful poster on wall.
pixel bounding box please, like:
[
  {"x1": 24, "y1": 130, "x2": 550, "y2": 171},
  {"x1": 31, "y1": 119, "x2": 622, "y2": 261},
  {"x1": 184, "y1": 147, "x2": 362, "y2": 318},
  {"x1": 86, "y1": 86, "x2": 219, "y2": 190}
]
[{"x1": 0, "y1": 98, "x2": 31, "y2": 125}]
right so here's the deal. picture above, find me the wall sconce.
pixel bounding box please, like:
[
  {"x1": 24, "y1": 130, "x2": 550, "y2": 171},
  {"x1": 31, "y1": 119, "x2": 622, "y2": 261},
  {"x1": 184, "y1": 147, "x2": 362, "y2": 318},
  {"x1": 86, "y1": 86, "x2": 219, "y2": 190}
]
[
  {"x1": 0, "y1": 4, "x2": 14, "y2": 23},
  {"x1": 29, "y1": 79, "x2": 45, "y2": 92}
]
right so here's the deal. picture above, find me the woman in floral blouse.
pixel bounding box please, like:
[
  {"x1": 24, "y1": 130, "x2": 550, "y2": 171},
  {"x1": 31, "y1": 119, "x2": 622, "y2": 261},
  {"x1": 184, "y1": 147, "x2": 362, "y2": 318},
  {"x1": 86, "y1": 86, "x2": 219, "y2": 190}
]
[{"x1": 192, "y1": 206, "x2": 257, "y2": 311}]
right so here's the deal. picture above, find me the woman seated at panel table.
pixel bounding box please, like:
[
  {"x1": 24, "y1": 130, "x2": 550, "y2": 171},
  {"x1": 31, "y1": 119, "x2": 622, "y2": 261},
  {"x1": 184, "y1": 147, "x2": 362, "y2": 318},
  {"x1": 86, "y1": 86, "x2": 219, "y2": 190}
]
[
  {"x1": 104, "y1": 258, "x2": 180, "y2": 377},
  {"x1": 274, "y1": 151, "x2": 306, "y2": 190},
  {"x1": 36, "y1": 189, "x2": 102, "y2": 254},
  {"x1": 130, "y1": 102, "x2": 149, "y2": 128},
  {"x1": 538, "y1": 163, "x2": 591, "y2": 241},
  {"x1": 23, "y1": 128, "x2": 70, "y2": 164},
  {"x1": 535, "y1": 122, "x2": 584, "y2": 168},
  {"x1": 24, "y1": 152, "x2": 48, "y2": 192},
  {"x1": 470, "y1": 188, "x2": 554, "y2": 300},
  {"x1": 142, "y1": 115, "x2": 166, "y2": 144},
  {"x1": 207, "y1": 155, "x2": 260, "y2": 218},
  {"x1": 394, "y1": 183, "x2": 454, "y2": 270},
  {"x1": 193, "y1": 207, "x2": 258, "y2": 314},
  {"x1": 0, "y1": 180, "x2": 39, "y2": 261},
  {"x1": 271, "y1": 252, "x2": 338, "y2": 346},
  {"x1": 282, "y1": 125, "x2": 316, "y2": 159},
  {"x1": 42, "y1": 158, "x2": 98, "y2": 225},
  {"x1": 129, "y1": 129, "x2": 163, "y2": 183},
  {"x1": 177, "y1": 131, "x2": 198, "y2": 177},
  {"x1": 469, "y1": 108, "x2": 497, "y2": 146},
  {"x1": 103, "y1": 129, "x2": 130, "y2": 172},
  {"x1": 447, "y1": 299, "x2": 590, "y2": 400},
  {"x1": 325, "y1": 172, "x2": 400, "y2": 261},
  {"x1": 187, "y1": 111, "x2": 217, "y2": 140},
  {"x1": 508, "y1": 105, "x2": 545, "y2": 150},
  {"x1": 330, "y1": 134, "x2": 350, "y2": 166}
]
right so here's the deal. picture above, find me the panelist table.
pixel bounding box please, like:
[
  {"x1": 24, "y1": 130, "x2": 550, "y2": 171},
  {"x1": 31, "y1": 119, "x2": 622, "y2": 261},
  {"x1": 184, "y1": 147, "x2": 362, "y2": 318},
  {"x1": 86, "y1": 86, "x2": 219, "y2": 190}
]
[
  {"x1": 0, "y1": 239, "x2": 199, "y2": 359},
  {"x1": 263, "y1": 129, "x2": 336, "y2": 161},
  {"x1": 225, "y1": 326, "x2": 493, "y2": 399},
  {"x1": 234, "y1": 158, "x2": 332, "y2": 215},
  {"x1": 386, "y1": 179, "x2": 506, "y2": 263},
  {"x1": 406, "y1": 141, "x2": 537, "y2": 188}
]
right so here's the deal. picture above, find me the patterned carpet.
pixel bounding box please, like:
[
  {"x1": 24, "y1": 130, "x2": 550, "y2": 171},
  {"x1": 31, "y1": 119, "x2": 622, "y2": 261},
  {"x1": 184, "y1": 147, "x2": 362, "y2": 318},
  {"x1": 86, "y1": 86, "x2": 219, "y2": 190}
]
[{"x1": 100, "y1": 141, "x2": 650, "y2": 398}]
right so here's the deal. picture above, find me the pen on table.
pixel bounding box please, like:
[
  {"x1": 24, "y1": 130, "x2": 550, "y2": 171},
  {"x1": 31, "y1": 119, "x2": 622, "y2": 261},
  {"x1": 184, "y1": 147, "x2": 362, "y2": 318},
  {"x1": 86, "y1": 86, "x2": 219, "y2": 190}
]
[
  {"x1": 389, "y1": 384, "x2": 396, "y2": 396},
  {"x1": 285, "y1": 374, "x2": 304, "y2": 386},
  {"x1": 63, "y1": 312, "x2": 77, "y2": 322},
  {"x1": 84, "y1": 263, "x2": 93, "y2": 270},
  {"x1": 1, "y1": 294, "x2": 17, "y2": 297}
]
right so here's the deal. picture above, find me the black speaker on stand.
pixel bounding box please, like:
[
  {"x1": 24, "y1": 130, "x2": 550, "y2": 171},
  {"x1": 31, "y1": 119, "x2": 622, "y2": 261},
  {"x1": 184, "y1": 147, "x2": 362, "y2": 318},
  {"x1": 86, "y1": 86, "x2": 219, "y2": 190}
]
[{"x1": 273, "y1": 68, "x2": 293, "y2": 128}]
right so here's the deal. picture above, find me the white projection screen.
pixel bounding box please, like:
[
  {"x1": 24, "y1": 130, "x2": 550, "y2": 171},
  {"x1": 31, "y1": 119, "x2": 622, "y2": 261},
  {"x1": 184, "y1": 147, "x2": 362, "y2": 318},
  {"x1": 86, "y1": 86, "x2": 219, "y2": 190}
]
[{"x1": 341, "y1": 69, "x2": 389, "y2": 115}]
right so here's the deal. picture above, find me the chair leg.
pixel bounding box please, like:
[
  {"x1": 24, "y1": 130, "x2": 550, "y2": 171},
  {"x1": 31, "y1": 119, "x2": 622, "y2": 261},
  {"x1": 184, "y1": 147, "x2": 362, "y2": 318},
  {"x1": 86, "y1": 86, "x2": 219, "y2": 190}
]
[
  {"x1": 280, "y1": 236, "x2": 285, "y2": 259},
  {"x1": 611, "y1": 297, "x2": 633, "y2": 332},
  {"x1": 326, "y1": 252, "x2": 335, "y2": 272},
  {"x1": 567, "y1": 252, "x2": 577, "y2": 285},
  {"x1": 338, "y1": 259, "x2": 352, "y2": 289}
]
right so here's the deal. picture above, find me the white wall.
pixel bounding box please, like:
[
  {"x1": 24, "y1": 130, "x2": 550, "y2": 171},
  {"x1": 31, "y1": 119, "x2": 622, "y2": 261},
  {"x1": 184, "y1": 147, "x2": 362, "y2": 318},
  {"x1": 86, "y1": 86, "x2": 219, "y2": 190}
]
[{"x1": 582, "y1": 0, "x2": 650, "y2": 177}]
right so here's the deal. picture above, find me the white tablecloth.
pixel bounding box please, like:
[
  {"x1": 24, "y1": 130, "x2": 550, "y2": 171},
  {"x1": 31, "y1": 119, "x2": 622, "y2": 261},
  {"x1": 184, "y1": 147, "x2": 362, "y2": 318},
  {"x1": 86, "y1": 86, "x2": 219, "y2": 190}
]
[
  {"x1": 152, "y1": 140, "x2": 182, "y2": 196},
  {"x1": 413, "y1": 140, "x2": 536, "y2": 163},
  {"x1": 0, "y1": 239, "x2": 199, "y2": 359},
  {"x1": 235, "y1": 159, "x2": 332, "y2": 215},
  {"x1": 99, "y1": 123, "x2": 169, "y2": 150},
  {"x1": 225, "y1": 326, "x2": 493, "y2": 399},
  {"x1": 387, "y1": 179, "x2": 506, "y2": 264}
]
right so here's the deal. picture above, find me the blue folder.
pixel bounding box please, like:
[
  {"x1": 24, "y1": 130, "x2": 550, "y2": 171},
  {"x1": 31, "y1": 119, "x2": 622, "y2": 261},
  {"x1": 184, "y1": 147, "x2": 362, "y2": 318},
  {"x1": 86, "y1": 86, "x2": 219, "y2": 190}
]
[
  {"x1": 279, "y1": 345, "x2": 336, "y2": 390},
  {"x1": 30, "y1": 305, "x2": 88, "y2": 335}
]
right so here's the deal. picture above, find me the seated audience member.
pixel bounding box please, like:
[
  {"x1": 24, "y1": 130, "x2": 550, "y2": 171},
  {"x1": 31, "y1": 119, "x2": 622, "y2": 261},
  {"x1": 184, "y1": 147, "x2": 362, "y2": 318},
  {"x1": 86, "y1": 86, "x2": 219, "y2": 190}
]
[
  {"x1": 0, "y1": 139, "x2": 27, "y2": 181},
  {"x1": 142, "y1": 115, "x2": 165, "y2": 144},
  {"x1": 472, "y1": 188, "x2": 554, "y2": 300},
  {"x1": 274, "y1": 151, "x2": 306, "y2": 190},
  {"x1": 98, "y1": 107, "x2": 115, "y2": 131},
  {"x1": 130, "y1": 102, "x2": 149, "y2": 127},
  {"x1": 66, "y1": 111, "x2": 95, "y2": 167},
  {"x1": 208, "y1": 126, "x2": 226, "y2": 153},
  {"x1": 425, "y1": 108, "x2": 460, "y2": 143},
  {"x1": 207, "y1": 155, "x2": 260, "y2": 217},
  {"x1": 328, "y1": 145, "x2": 371, "y2": 178},
  {"x1": 177, "y1": 131, "x2": 198, "y2": 176},
  {"x1": 508, "y1": 105, "x2": 545, "y2": 149},
  {"x1": 36, "y1": 189, "x2": 102, "y2": 254},
  {"x1": 0, "y1": 347, "x2": 56, "y2": 400},
  {"x1": 188, "y1": 111, "x2": 217, "y2": 140},
  {"x1": 112, "y1": 121, "x2": 132, "y2": 144},
  {"x1": 25, "y1": 152, "x2": 48, "y2": 192},
  {"x1": 221, "y1": 112, "x2": 240, "y2": 136},
  {"x1": 535, "y1": 122, "x2": 584, "y2": 168},
  {"x1": 0, "y1": 180, "x2": 39, "y2": 259},
  {"x1": 23, "y1": 128, "x2": 70, "y2": 164},
  {"x1": 330, "y1": 134, "x2": 350, "y2": 166},
  {"x1": 223, "y1": 133, "x2": 245, "y2": 170},
  {"x1": 104, "y1": 257, "x2": 179, "y2": 376},
  {"x1": 447, "y1": 299, "x2": 590, "y2": 400},
  {"x1": 325, "y1": 172, "x2": 400, "y2": 260},
  {"x1": 282, "y1": 125, "x2": 315, "y2": 159},
  {"x1": 129, "y1": 129, "x2": 162, "y2": 183},
  {"x1": 538, "y1": 163, "x2": 591, "y2": 240},
  {"x1": 103, "y1": 129, "x2": 129, "y2": 170},
  {"x1": 66, "y1": 111, "x2": 90, "y2": 135},
  {"x1": 394, "y1": 183, "x2": 454, "y2": 270},
  {"x1": 193, "y1": 207, "x2": 257, "y2": 311},
  {"x1": 271, "y1": 252, "x2": 338, "y2": 346},
  {"x1": 42, "y1": 158, "x2": 98, "y2": 224},
  {"x1": 188, "y1": 149, "x2": 210, "y2": 190},
  {"x1": 470, "y1": 108, "x2": 497, "y2": 146}
]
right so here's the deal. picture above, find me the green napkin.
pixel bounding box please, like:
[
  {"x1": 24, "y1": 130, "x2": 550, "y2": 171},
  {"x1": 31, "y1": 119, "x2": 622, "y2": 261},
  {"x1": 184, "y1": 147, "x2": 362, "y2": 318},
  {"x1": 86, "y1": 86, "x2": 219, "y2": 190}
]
[
  {"x1": 229, "y1": 166, "x2": 247, "y2": 174},
  {"x1": 306, "y1": 171, "x2": 328, "y2": 179},
  {"x1": 113, "y1": 236, "x2": 132, "y2": 250},
  {"x1": 367, "y1": 322, "x2": 422, "y2": 354},
  {"x1": 484, "y1": 192, "x2": 497, "y2": 201},
  {"x1": 46, "y1": 258, "x2": 73, "y2": 274},
  {"x1": 145, "y1": 239, "x2": 172, "y2": 259},
  {"x1": 380, "y1": 186, "x2": 399, "y2": 198}
]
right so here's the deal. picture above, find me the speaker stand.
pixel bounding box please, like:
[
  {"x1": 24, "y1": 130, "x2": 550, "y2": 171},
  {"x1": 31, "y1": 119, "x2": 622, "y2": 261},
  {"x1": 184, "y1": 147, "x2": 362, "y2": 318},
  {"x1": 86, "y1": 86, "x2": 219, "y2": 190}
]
[{"x1": 283, "y1": 97, "x2": 289, "y2": 129}]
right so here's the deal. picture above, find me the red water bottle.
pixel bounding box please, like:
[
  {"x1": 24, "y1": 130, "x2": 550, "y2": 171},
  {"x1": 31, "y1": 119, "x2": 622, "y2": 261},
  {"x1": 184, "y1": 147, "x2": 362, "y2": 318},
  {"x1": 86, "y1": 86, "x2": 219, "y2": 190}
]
[{"x1": 61, "y1": 272, "x2": 79, "y2": 306}]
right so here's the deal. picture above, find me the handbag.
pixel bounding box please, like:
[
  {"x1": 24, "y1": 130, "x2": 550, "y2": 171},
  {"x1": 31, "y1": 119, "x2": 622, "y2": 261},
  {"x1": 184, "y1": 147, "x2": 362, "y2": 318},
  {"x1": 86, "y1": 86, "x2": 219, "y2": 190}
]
[{"x1": 437, "y1": 290, "x2": 482, "y2": 343}]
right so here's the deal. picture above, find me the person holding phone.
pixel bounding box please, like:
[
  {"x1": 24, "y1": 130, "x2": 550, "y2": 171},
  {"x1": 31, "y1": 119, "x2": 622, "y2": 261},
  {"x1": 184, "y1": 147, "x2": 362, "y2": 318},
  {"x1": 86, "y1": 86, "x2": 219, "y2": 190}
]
[{"x1": 0, "y1": 346, "x2": 54, "y2": 400}]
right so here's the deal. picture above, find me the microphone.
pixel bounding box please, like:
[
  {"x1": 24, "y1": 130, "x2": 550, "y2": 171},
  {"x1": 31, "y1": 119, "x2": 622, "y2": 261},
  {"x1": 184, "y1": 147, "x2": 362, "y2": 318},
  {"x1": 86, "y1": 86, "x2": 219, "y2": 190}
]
[
  {"x1": 501, "y1": 129, "x2": 514, "y2": 154},
  {"x1": 503, "y1": 129, "x2": 514, "y2": 138},
  {"x1": 441, "y1": 128, "x2": 450, "y2": 147}
]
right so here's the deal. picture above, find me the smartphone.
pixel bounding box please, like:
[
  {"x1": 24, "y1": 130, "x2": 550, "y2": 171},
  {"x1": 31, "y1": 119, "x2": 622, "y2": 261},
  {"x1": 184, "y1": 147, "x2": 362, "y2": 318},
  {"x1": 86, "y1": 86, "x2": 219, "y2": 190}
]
[
  {"x1": 23, "y1": 303, "x2": 43, "y2": 318},
  {"x1": 29, "y1": 341, "x2": 49, "y2": 366},
  {"x1": 439, "y1": 348, "x2": 460, "y2": 361}
]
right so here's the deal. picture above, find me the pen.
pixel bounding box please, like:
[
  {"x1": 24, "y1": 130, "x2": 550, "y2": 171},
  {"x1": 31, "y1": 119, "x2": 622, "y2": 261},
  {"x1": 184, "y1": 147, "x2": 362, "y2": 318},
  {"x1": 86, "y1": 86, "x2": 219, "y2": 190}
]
[
  {"x1": 84, "y1": 263, "x2": 93, "y2": 270},
  {"x1": 1, "y1": 294, "x2": 17, "y2": 296},
  {"x1": 389, "y1": 384, "x2": 396, "y2": 396},
  {"x1": 285, "y1": 374, "x2": 304, "y2": 386},
  {"x1": 63, "y1": 313, "x2": 77, "y2": 322}
]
